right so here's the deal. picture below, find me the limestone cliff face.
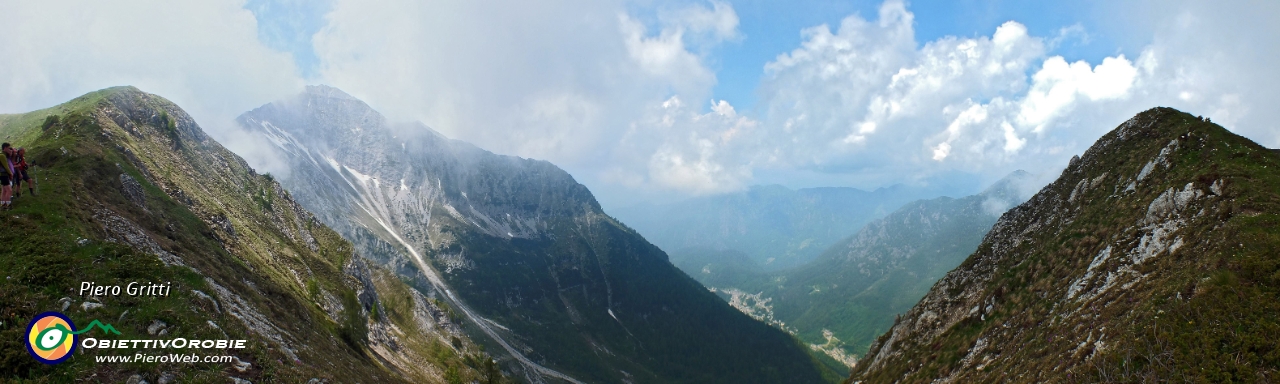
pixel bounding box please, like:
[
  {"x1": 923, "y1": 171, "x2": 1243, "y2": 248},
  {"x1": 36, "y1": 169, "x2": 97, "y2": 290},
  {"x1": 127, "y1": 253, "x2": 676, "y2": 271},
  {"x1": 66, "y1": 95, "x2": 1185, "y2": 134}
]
[
  {"x1": 239, "y1": 86, "x2": 835, "y2": 384},
  {"x1": 849, "y1": 107, "x2": 1280, "y2": 383}
]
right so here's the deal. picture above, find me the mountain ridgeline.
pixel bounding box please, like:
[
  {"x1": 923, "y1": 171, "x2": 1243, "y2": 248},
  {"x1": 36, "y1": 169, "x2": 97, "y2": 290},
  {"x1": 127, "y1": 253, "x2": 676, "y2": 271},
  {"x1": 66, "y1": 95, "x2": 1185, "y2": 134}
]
[
  {"x1": 0, "y1": 87, "x2": 501, "y2": 383},
  {"x1": 238, "y1": 86, "x2": 836, "y2": 383},
  {"x1": 682, "y1": 171, "x2": 1037, "y2": 369},
  {"x1": 849, "y1": 107, "x2": 1280, "y2": 382},
  {"x1": 613, "y1": 184, "x2": 935, "y2": 271}
]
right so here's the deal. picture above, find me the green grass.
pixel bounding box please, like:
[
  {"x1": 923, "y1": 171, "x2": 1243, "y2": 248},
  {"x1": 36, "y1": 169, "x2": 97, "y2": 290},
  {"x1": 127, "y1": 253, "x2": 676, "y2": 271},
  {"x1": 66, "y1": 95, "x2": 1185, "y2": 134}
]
[
  {"x1": 0, "y1": 96, "x2": 273, "y2": 382},
  {"x1": 0, "y1": 86, "x2": 499, "y2": 383},
  {"x1": 849, "y1": 108, "x2": 1280, "y2": 383}
]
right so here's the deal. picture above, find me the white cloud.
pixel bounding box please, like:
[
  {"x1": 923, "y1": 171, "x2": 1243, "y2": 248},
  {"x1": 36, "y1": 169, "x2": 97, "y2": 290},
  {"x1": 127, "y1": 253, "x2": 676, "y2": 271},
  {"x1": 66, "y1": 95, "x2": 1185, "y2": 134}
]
[
  {"x1": 624, "y1": 96, "x2": 757, "y2": 194},
  {"x1": 0, "y1": 0, "x2": 301, "y2": 130},
  {"x1": 619, "y1": 13, "x2": 717, "y2": 95},
  {"x1": 932, "y1": 142, "x2": 951, "y2": 162},
  {"x1": 0, "y1": 0, "x2": 303, "y2": 174},
  {"x1": 1016, "y1": 55, "x2": 1136, "y2": 132},
  {"x1": 313, "y1": 0, "x2": 749, "y2": 199},
  {"x1": 312, "y1": 0, "x2": 634, "y2": 170},
  {"x1": 733, "y1": 0, "x2": 1279, "y2": 194},
  {"x1": 754, "y1": 1, "x2": 1060, "y2": 180},
  {"x1": 648, "y1": 139, "x2": 746, "y2": 195},
  {"x1": 1002, "y1": 122, "x2": 1025, "y2": 153},
  {"x1": 760, "y1": 0, "x2": 916, "y2": 151},
  {"x1": 658, "y1": 0, "x2": 740, "y2": 44}
]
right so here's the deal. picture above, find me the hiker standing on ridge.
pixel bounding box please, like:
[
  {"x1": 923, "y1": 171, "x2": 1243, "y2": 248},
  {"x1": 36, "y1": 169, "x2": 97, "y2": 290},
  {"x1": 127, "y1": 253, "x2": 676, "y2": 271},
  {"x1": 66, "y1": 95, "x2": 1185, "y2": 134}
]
[
  {"x1": 14, "y1": 148, "x2": 34, "y2": 197},
  {"x1": 0, "y1": 143, "x2": 13, "y2": 209}
]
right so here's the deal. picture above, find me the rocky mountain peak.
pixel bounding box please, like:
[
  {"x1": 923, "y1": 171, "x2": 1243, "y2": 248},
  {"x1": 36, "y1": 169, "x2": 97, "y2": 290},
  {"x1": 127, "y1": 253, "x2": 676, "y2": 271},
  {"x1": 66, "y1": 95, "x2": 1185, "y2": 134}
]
[
  {"x1": 0, "y1": 86, "x2": 501, "y2": 383},
  {"x1": 848, "y1": 107, "x2": 1280, "y2": 382},
  {"x1": 304, "y1": 84, "x2": 362, "y2": 101},
  {"x1": 979, "y1": 170, "x2": 1031, "y2": 196},
  {"x1": 238, "y1": 88, "x2": 833, "y2": 383}
]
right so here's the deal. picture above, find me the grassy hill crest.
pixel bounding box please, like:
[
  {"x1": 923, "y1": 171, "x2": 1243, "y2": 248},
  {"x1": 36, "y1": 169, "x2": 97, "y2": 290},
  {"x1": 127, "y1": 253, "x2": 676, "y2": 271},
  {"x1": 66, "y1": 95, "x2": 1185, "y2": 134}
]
[
  {"x1": 849, "y1": 107, "x2": 1280, "y2": 382},
  {"x1": 0, "y1": 86, "x2": 501, "y2": 383}
]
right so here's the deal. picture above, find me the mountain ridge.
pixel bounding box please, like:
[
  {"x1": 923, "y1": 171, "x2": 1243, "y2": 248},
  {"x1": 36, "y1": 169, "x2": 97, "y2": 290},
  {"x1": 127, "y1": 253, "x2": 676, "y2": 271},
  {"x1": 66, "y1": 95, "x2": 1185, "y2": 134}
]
[
  {"x1": 0, "y1": 86, "x2": 502, "y2": 383},
  {"x1": 240, "y1": 85, "x2": 837, "y2": 383},
  {"x1": 849, "y1": 107, "x2": 1280, "y2": 382}
]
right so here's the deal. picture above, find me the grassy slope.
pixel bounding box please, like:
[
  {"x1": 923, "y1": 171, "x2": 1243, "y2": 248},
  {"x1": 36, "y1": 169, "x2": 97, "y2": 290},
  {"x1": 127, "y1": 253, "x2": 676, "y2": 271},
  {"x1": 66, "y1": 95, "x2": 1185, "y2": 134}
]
[
  {"x1": 849, "y1": 107, "x2": 1280, "y2": 382},
  {"x1": 0, "y1": 87, "x2": 496, "y2": 383}
]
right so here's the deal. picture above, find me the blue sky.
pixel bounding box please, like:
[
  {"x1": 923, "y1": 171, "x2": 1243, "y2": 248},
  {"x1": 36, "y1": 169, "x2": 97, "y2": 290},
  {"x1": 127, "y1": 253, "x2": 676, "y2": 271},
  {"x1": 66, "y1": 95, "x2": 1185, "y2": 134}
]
[
  {"x1": 243, "y1": 0, "x2": 333, "y2": 79},
  {"x1": 710, "y1": 0, "x2": 1134, "y2": 111},
  {"x1": 1, "y1": 0, "x2": 1277, "y2": 208},
  {"x1": 242, "y1": 0, "x2": 1139, "y2": 112}
]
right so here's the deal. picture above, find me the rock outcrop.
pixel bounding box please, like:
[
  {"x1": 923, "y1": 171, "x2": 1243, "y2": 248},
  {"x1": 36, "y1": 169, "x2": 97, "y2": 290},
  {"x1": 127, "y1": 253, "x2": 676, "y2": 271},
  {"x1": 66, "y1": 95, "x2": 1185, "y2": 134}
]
[{"x1": 849, "y1": 108, "x2": 1280, "y2": 382}]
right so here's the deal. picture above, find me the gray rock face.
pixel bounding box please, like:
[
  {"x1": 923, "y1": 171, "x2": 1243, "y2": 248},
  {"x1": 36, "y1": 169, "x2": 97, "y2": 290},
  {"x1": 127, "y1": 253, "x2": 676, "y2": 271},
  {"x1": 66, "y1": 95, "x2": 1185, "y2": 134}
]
[
  {"x1": 343, "y1": 256, "x2": 379, "y2": 317},
  {"x1": 240, "y1": 85, "x2": 589, "y2": 246},
  {"x1": 239, "y1": 86, "x2": 604, "y2": 381},
  {"x1": 237, "y1": 85, "x2": 833, "y2": 384},
  {"x1": 119, "y1": 173, "x2": 146, "y2": 207},
  {"x1": 239, "y1": 86, "x2": 592, "y2": 380},
  {"x1": 91, "y1": 208, "x2": 184, "y2": 266}
]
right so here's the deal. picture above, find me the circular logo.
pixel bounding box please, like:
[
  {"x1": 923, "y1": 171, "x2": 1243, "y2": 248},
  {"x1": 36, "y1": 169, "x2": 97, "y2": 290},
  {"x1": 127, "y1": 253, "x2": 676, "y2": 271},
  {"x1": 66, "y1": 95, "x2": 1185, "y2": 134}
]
[{"x1": 26, "y1": 311, "x2": 77, "y2": 364}]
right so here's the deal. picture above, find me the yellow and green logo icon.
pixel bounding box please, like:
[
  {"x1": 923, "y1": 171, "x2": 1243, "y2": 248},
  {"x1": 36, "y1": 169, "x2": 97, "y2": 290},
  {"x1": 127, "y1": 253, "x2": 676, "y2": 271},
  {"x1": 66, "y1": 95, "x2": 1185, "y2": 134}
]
[
  {"x1": 26, "y1": 312, "x2": 77, "y2": 364},
  {"x1": 25, "y1": 311, "x2": 121, "y2": 364}
]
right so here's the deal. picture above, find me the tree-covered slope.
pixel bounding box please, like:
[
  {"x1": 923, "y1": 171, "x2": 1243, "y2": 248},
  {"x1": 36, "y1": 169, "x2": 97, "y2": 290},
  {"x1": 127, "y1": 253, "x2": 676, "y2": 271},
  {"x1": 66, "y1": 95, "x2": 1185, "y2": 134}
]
[
  {"x1": 238, "y1": 85, "x2": 836, "y2": 383},
  {"x1": 850, "y1": 107, "x2": 1280, "y2": 382},
  {"x1": 0, "y1": 87, "x2": 500, "y2": 383},
  {"x1": 684, "y1": 172, "x2": 1036, "y2": 369}
]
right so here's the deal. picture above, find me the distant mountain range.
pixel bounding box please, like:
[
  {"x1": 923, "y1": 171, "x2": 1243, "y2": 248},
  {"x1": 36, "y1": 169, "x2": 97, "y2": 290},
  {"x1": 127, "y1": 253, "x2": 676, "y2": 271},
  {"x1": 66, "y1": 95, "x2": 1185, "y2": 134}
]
[
  {"x1": 672, "y1": 171, "x2": 1039, "y2": 369},
  {"x1": 612, "y1": 184, "x2": 948, "y2": 271},
  {"x1": 850, "y1": 107, "x2": 1280, "y2": 382},
  {"x1": 238, "y1": 86, "x2": 836, "y2": 383}
]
